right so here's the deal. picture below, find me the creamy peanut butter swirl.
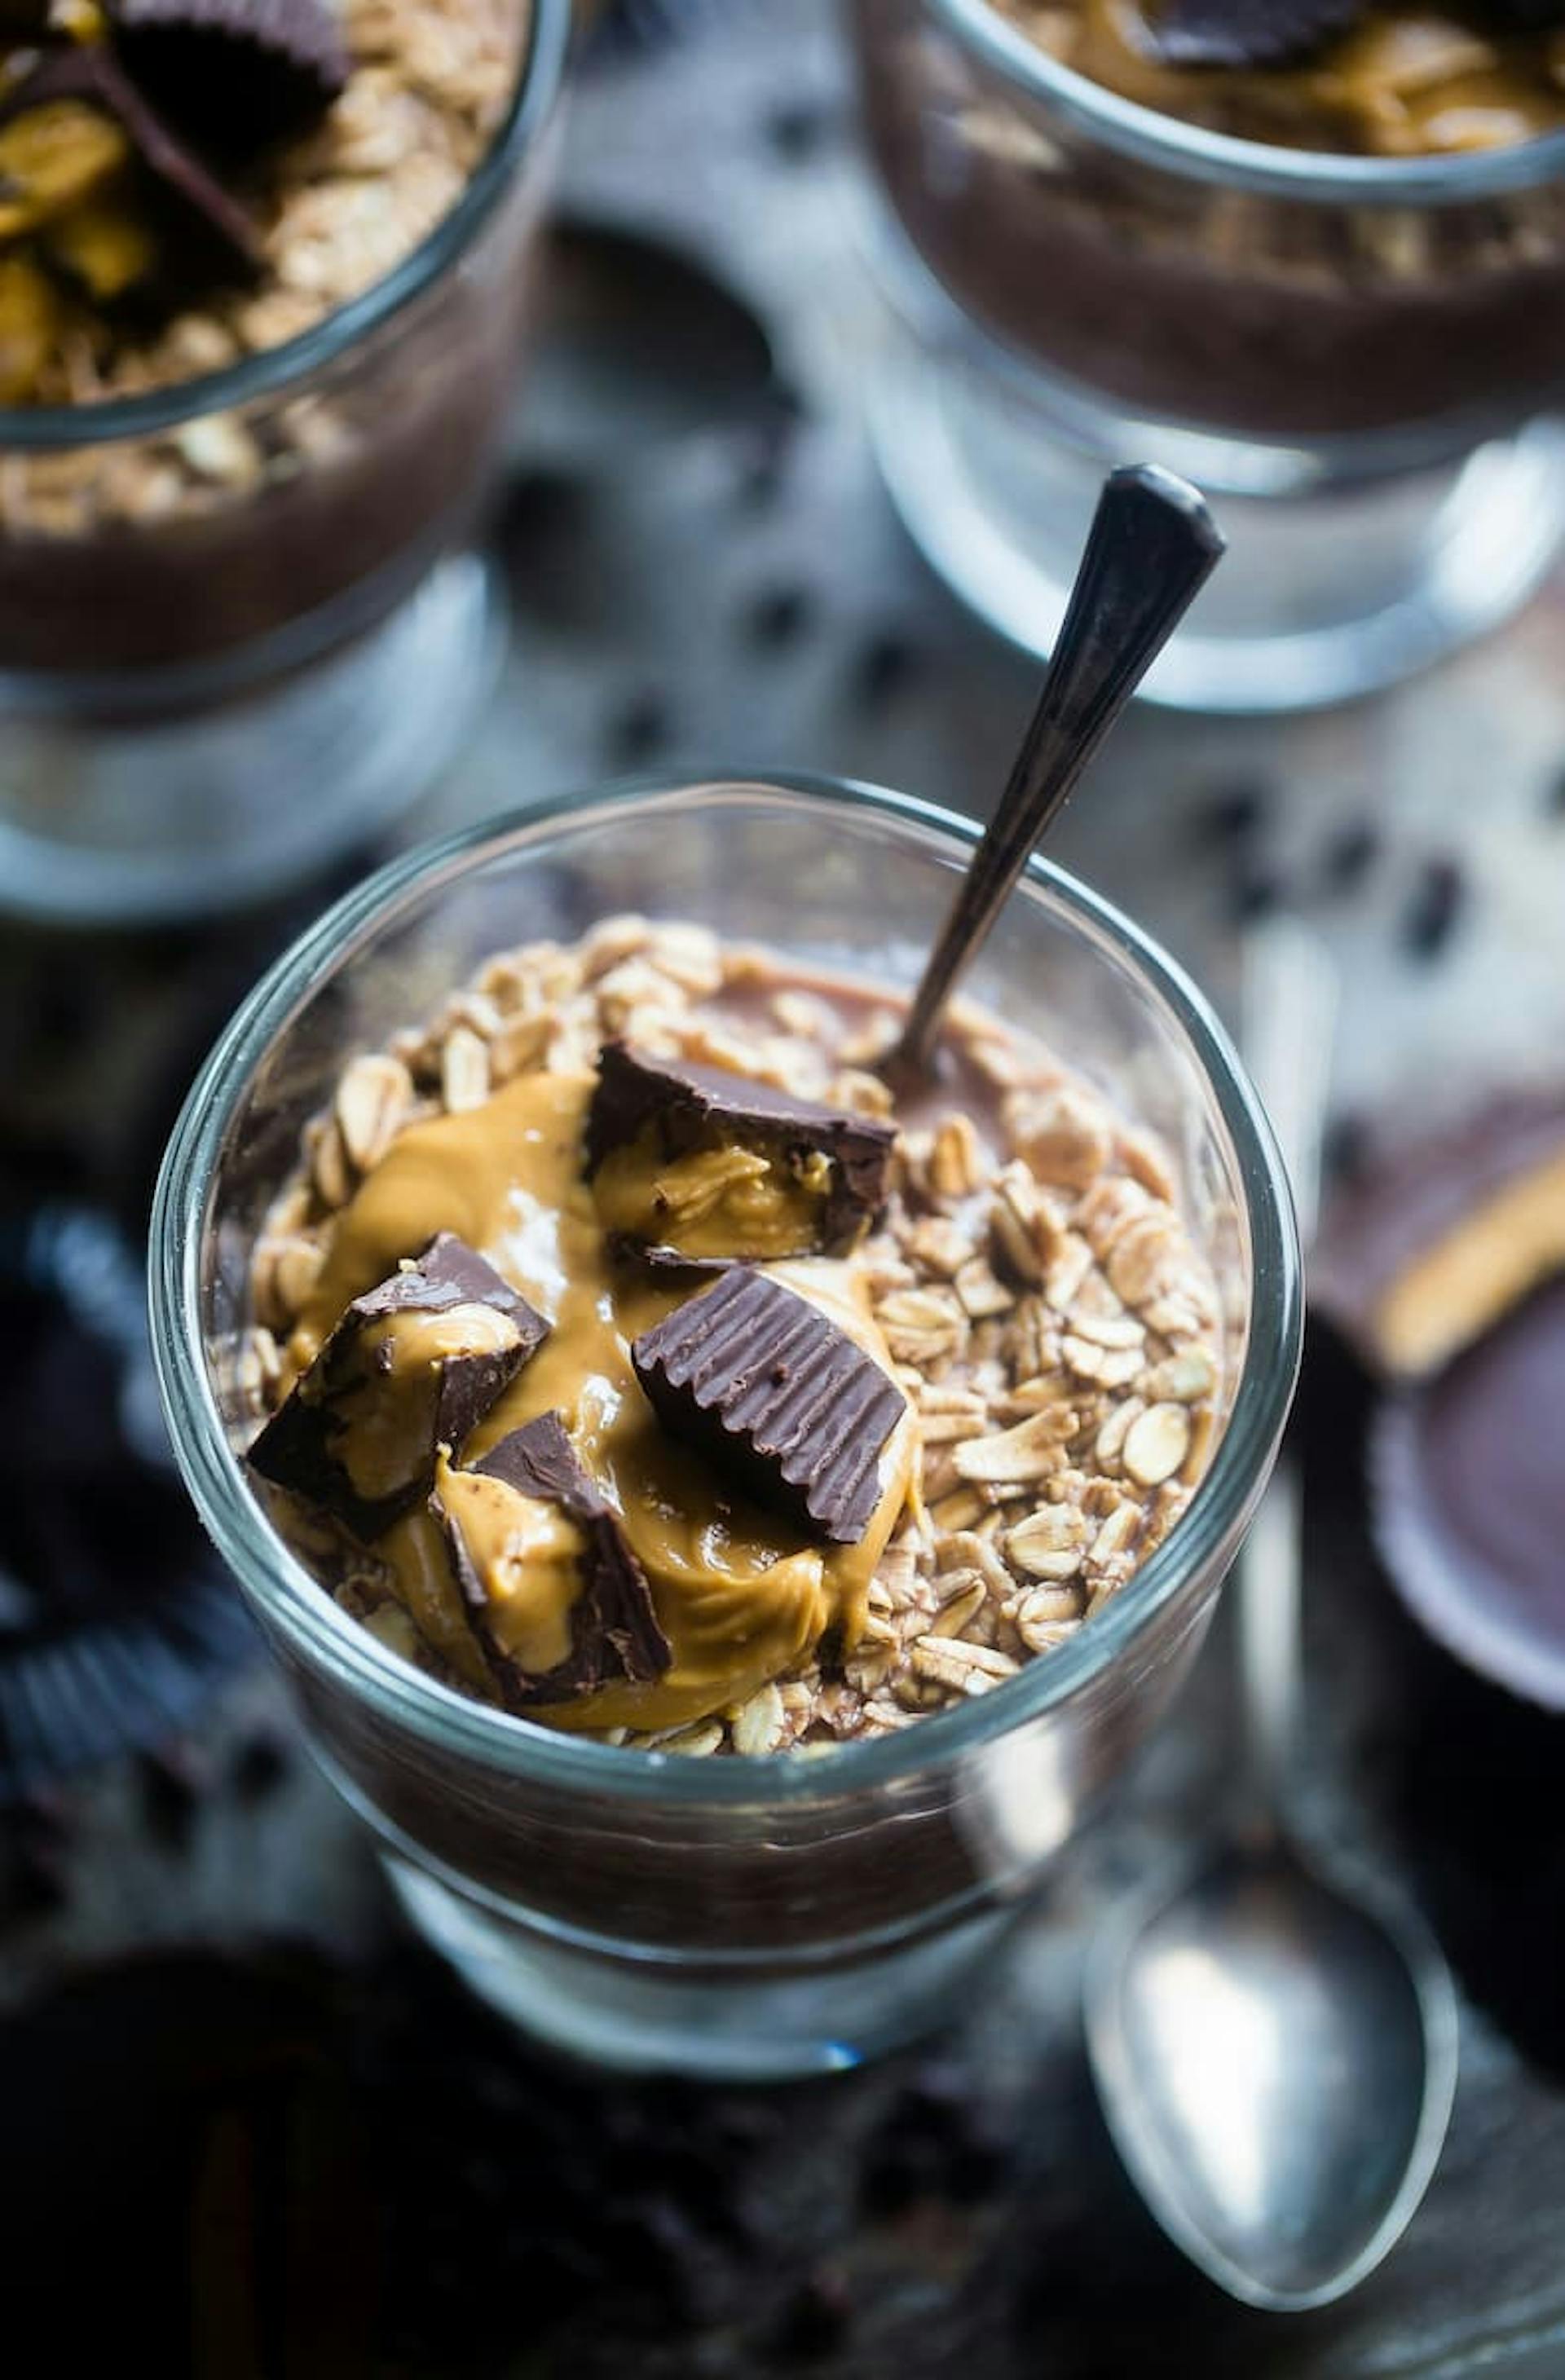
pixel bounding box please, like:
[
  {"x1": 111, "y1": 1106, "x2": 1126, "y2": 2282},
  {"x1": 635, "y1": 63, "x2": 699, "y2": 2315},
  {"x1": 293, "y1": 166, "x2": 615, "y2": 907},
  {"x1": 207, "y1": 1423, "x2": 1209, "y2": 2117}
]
[
  {"x1": 1002, "y1": 2, "x2": 1565, "y2": 154},
  {"x1": 289, "y1": 1071, "x2": 918, "y2": 1734}
]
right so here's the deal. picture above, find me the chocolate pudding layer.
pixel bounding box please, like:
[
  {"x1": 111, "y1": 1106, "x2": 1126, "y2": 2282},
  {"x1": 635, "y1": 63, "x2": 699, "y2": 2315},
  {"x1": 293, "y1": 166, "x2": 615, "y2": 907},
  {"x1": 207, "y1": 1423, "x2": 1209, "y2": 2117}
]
[
  {"x1": 0, "y1": 0, "x2": 545, "y2": 678},
  {"x1": 851, "y1": 0, "x2": 1565, "y2": 439},
  {"x1": 240, "y1": 915, "x2": 1224, "y2": 1758}
]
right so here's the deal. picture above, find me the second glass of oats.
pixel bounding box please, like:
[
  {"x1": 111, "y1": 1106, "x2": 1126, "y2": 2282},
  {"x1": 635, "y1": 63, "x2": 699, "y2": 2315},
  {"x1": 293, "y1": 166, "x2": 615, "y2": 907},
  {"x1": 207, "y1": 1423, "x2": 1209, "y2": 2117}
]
[
  {"x1": 151, "y1": 774, "x2": 1301, "y2": 2077},
  {"x1": 0, "y1": 0, "x2": 568, "y2": 924}
]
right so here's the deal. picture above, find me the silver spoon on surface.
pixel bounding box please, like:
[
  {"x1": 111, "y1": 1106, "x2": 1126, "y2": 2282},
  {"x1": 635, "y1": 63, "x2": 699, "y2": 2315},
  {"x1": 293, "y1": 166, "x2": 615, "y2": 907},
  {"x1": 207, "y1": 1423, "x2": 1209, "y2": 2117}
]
[
  {"x1": 884, "y1": 463, "x2": 1223, "y2": 1083},
  {"x1": 1086, "y1": 922, "x2": 1459, "y2": 2312}
]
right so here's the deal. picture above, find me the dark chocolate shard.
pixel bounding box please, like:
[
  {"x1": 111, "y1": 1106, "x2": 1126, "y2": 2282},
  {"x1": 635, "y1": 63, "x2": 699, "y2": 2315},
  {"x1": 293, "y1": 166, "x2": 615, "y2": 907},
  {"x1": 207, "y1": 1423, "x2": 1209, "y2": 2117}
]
[
  {"x1": 0, "y1": 46, "x2": 262, "y2": 275},
  {"x1": 108, "y1": 0, "x2": 350, "y2": 152},
  {"x1": 247, "y1": 1233, "x2": 549, "y2": 1542},
  {"x1": 439, "y1": 1413, "x2": 671, "y2": 1709},
  {"x1": 587, "y1": 1040, "x2": 896, "y2": 1257},
  {"x1": 607, "y1": 1234, "x2": 736, "y2": 1278},
  {"x1": 632, "y1": 1268, "x2": 906, "y2": 1546},
  {"x1": 1155, "y1": 0, "x2": 1362, "y2": 69}
]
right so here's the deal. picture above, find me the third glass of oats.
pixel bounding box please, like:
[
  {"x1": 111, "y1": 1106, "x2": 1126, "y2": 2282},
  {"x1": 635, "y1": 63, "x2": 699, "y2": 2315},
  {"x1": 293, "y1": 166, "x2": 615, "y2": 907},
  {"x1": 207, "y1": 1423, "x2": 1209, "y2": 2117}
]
[{"x1": 151, "y1": 775, "x2": 1301, "y2": 2077}]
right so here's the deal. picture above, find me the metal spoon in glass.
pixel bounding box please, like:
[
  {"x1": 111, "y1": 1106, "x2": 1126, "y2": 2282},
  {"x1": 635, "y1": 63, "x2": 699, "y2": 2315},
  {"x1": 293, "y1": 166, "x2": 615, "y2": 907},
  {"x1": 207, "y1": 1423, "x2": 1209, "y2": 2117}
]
[
  {"x1": 882, "y1": 463, "x2": 1223, "y2": 1086},
  {"x1": 1085, "y1": 923, "x2": 1459, "y2": 2311}
]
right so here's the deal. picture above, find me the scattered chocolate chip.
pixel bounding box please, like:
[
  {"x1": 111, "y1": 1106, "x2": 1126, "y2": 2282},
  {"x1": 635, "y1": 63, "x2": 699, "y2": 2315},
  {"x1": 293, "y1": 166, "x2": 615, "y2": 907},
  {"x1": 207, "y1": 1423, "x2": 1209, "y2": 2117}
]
[
  {"x1": 1320, "y1": 819, "x2": 1382, "y2": 896},
  {"x1": 248, "y1": 1234, "x2": 549, "y2": 1543},
  {"x1": 0, "y1": 45, "x2": 262, "y2": 275},
  {"x1": 633, "y1": 1269, "x2": 906, "y2": 1545},
  {"x1": 1401, "y1": 857, "x2": 1466, "y2": 961},
  {"x1": 763, "y1": 96, "x2": 837, "y2": 163},
  {"x1": 1155, "y1": 0, "x2": 1362, "y2": 68},
  {"x1": 108, "y1": 0, "x2": 350, "y2": 153},
  {"x1": 743, "y1": 583, "x2": 813, "y2": 650},
  {"x1": 138, "y1": 1740, "x2": 209, "y2": 1848},
  {"x1": 588, "y1": 1041, "x2": 896, "y2": 1256},
  {"x1": 1194, "y1": 780, "x2": 1267, "y2": 848},
  {"x1": 852, "y1": 629, "x2": 921, "y2": 711},
  {"x1": 606, "y1": 687, "x2": 673, "y2": 767},
  {"x1": 439, "y1": 1413, "x2": 671, "y2": 1708},
  {"x1": 1226, "y1": 854, "x2": 1285, "y2": 924},
  {"x1": 230, "y1": 1726, "x2": 289, "y2": 1801}
]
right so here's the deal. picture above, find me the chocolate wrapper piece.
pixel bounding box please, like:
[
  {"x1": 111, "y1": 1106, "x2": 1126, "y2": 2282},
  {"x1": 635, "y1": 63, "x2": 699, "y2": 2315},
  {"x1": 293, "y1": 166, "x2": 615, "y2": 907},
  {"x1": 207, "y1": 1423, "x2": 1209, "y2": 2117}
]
[
  {"x1": 440, "y1": 1413, "x2": 671, "y2": 1708},
  {"x1": 108, "y1": 0, "x2": 349, "y2": 151},
  {"x1": 586, "y1": 1041, "x2": 895, "y2": 1257},
  {"x1": 632, "y1": 1268, "x2": 906, "y2": 1546},
  {"x1": 248, "y1": 1233, "x2": 549, "y2": 1541},
  {"x1": 1313, "y1": 1091, "x2": 1565, "y2": 1381},
  {"x1": 0, "y1": 46, "x2": 262, "y2": 274},
  {"x1": 1156, "y1": 0, "x2": 1361, "y2": 67}
]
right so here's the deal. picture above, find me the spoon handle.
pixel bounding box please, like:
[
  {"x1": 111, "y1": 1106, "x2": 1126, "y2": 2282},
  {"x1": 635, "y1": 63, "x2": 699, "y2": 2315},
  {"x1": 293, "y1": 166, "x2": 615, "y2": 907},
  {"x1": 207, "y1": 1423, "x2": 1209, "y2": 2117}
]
[
  {"x1": 892, "y1": 465, "x2": 1223, "y2": 1074},
  {"x1": 1238, "y1": 923, "x2": 1338, "y2": 1837}
]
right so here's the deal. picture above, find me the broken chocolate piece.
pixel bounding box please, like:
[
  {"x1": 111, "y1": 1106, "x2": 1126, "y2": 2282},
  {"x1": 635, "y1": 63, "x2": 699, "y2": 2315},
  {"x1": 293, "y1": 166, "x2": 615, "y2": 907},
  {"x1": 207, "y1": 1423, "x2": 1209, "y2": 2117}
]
[
  {"x1": 606, "y1": 1234, "x2": 735, "y2": 1277},
  {"x1": 247, "y1": 1233, "x2": 549, "y2": 1541},
  {"x1": 1312, "y1": 1091, "x2": 1565, "y2": 1380},
  {"x1": 0, "y1": 46, "x2": 262, "y2": 274},
  {"x1": 1155, "y1": 0, "x2": 1362, "y2": 69},
  {"x1": 631, "y1": 1268, "x2": 906, "y2": 1545},
  {"x1": 108, "y1": 0, "x2": 349, "y2": 152},
  {"x1": 586, "y1": 1041, "x2": 895, "y2": 1258},
  {"x1": 438, "y1": 1413, "x2": 671, "y2": 1708}
]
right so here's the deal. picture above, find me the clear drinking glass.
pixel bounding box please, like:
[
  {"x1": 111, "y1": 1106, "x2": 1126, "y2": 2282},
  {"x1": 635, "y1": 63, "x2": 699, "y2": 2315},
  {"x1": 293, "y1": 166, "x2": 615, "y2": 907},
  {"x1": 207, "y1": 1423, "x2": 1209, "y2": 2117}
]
[
  {"x1": 150, "y1": 775, "x2": 1302, "y2": 2078},
  {"x1": 0, "y1": 0, "x2": 570, "y2": 928},
  {"x1": 847, "y1": 0, "x2": 1565, "y2": 711}
]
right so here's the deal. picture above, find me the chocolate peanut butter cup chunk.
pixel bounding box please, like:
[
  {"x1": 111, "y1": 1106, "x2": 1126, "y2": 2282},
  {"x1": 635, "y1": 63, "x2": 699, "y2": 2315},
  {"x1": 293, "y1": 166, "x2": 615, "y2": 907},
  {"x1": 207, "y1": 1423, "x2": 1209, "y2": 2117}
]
[
  {"x1": 248, "y1": 1232, "x2": 549, "y2": 1541},
  {"x1": 435, "y1": 1414, "x2": 671, "y2": 1710},
  {"x1": 632, "y1": 1268, "x2": 908, "y2": 1547},
  {"x1": 587, "y1": 1040, "x2": 896, "y2": 1261},
  {"x1": 107, "y1": 0, "x2": 350, "y2": 151},
  {"x1": 0, "y1": 44, "x2": 264, "y2": 286},
  {"x1": 1155, "y1": 0, "x2": 1362, "y2": 69}
]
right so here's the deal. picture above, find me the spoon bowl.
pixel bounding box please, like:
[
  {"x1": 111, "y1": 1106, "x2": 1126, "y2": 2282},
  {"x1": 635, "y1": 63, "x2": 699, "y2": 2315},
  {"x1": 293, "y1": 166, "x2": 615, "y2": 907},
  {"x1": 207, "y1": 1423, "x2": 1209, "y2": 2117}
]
[{"x1": 1087, "y1": 1840, "x2": 1459, "y2": 2309}]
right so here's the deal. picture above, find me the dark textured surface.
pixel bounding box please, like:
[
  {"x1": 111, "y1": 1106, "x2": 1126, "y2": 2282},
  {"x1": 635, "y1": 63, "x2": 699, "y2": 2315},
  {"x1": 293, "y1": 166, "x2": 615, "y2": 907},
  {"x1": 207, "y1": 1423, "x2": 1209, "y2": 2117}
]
[{"x1": 3, "y1": 2, "x2": 1565, "y2": 2370}]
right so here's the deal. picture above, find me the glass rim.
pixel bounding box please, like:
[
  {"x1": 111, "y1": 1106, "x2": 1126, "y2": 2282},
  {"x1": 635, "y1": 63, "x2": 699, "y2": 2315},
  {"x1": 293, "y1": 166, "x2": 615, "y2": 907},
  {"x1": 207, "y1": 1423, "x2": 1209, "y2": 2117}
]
[
  {"x1": 149, "y1": 770, "x2": 1303, "y2": 1809},
  {"x1": 926, "y1": 0, "x2": 1565, "y2": 201},
  {"x1": 0, "y1": 0, "x2": 571, "y2": 452}
]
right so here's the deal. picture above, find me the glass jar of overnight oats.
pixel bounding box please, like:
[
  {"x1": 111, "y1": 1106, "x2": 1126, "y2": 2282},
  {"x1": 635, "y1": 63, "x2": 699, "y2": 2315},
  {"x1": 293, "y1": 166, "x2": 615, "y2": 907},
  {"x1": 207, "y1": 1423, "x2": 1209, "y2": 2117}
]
[
  {"x1": 0, "y1": 0, "x2": 568, "y2": 924},
  {"x1": 150, "y1": 775, "x2": 1301, "y2": 2078},
  {"x1": 846, "y1": 0, "x2": 1565, "y2": 711}
]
